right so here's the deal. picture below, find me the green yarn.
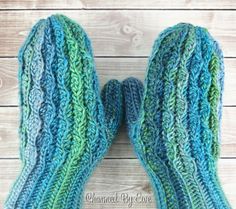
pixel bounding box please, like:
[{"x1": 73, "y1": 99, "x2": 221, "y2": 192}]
[
  {"x1": 5, "y1": 14, "x2": 123, "y2": 209},
  {"x1": 4, "y1": 14, "x2": 232, "y2": 209},
  {"x1": 123, "y1": 23, "x2": 231, "y2": 209},
  {"x1": 208, "y1": 52, "x2": 221, "y2": 159}
]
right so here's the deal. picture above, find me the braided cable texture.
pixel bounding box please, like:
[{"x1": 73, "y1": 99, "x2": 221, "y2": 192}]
[
  {"x1": 5, "y1": 14, "x2": 123, "y2": 209},
  {"x1": 123, "y1": 23, "x2": 231, "y2": 209}
]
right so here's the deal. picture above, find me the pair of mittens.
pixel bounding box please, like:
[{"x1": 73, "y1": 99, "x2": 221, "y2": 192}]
[
  {"x1": 6, "y1": 15, "x2": 231, "y2": 209},
  {"x1": 123, "y1": 23, "x2": 231, "y2": 209},
  {"x1": 5, "y1": 15, "x2": 123, "y2": 209}
]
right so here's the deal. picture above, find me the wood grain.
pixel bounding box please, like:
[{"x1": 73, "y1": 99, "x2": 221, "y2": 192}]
[
  {"x1": 0, "y1": 1, "x2": 235, "y2": 208},
  {"x1": 1, "y1": 0, "x2": 236, "y2": 9},
  {"x1": 0, "y1": 106, "x2": 235, "y2": 159},
  {"x1": 0, "y1": 11, "x2": 236, "y2": 57},
  {"x1": 1, "y1": 58, "x2": 236, "y2": 106},
  {"x1": 0, "y1": 58, "x2": 18, "y2": 105},
  {"x1": 0, "y1": 159, "x2": 235, "y2": 208}
]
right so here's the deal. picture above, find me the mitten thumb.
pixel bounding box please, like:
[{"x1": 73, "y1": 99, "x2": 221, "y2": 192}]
[
  {"x1": 122, "y1": 77, "x2": 144, "y2": 134},
  {"x1": 101, "y1": 79, "x2": 123, "y2": 141}
]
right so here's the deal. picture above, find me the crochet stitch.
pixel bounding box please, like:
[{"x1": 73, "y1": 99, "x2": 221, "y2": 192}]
[
  {"x1": 123, "y1": 23, "x2": 231, "y2": 209},
  {"x1": 5, "y1": 14, "x2": 123, "y2": 209}
]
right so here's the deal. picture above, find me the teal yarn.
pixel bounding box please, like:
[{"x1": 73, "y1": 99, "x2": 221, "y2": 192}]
[
  {"x1": 123, "y1": 23, "x2": 231, "y2": 209},
  {"x1": 5, "y1": 14, "x2": 123, "y2": 209},
  {"x1": 4, "y1": 15, "x2": 231, "y2": 209}
]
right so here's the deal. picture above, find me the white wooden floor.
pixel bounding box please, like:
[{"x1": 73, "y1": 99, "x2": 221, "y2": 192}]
[{"x1": 0, "y1": 1, "x2": 236, "y2": 208}]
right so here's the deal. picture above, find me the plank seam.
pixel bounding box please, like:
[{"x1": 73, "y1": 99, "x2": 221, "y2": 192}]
[{"x1": 1, "y1": 8, "x2": 236, "y2": 11}]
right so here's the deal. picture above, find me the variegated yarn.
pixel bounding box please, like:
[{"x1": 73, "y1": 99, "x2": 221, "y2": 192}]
[
  {"x1": 123, "y1": 23, "x2": 231, "y2": 209},
  {"x1": 5, "y1": 14, "x2": 123, "y2": 209}
]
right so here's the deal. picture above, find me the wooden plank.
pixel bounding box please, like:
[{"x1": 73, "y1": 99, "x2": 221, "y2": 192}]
[
  {"x1": 0, "y1": 106, "x2": 235, "y2": 159},
  {"x1": 0, "y1": 0, "x2": 236, "y2": 9},
  {"x1": 82, "y1": 0, "x2": 236, "y2": 9},
  {"x1": 0, "y1": 159, "x2": 235, "y2": 208},
  {"x1": 1, "y1": 58, "x2": 236, "y2": 106},
  {"x1": 0, "y1": 11, "x2": 236, "y2": 57},
  {"x1": 0, "y1": 58, "x2": 18, "y2": 106}
]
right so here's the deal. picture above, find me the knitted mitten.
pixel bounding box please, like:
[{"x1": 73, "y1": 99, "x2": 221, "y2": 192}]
[
  {"x1": 123, "y1": 23, "x2": 231, "y2": 209},
  {"x1": 5, "y1": 14, "x2": 123, "y2": 209}
]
